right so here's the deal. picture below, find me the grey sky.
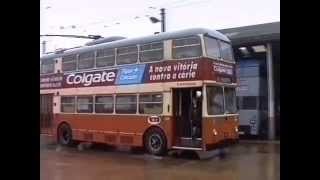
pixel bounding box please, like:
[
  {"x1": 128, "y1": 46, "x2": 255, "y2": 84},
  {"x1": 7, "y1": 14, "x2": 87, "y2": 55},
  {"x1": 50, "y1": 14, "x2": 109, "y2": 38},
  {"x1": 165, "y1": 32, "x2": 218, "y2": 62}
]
[{"x1": 40, "y1": 0, "x2": 280, "y2": 54}]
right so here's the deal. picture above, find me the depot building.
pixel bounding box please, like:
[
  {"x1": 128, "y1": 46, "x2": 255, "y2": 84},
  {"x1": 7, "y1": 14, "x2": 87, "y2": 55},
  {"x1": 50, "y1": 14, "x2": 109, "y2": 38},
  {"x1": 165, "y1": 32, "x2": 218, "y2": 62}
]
[{"x1": 218, "y1": 22, "x2": 280, "y2": 140}]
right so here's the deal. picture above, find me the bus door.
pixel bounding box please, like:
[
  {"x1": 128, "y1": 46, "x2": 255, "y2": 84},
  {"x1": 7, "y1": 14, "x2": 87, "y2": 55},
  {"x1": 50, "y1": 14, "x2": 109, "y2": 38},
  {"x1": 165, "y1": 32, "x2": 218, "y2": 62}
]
[
  {"x1": 172, "y1": 88, "x2": 202, "y2": 148},
  {"x1": 40, "y1": 94, "x2": 54, "y2": 134}
]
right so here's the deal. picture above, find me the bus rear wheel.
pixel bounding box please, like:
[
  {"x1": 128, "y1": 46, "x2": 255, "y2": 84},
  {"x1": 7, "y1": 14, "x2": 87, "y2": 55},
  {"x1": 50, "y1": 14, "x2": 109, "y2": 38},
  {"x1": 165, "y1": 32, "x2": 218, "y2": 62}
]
[
  {"x1": 58, "y1": 123, "x2": 73, "y2": 146},
  {"x1": 144, "y1": 128, "x2": 167, "y2": 156}
]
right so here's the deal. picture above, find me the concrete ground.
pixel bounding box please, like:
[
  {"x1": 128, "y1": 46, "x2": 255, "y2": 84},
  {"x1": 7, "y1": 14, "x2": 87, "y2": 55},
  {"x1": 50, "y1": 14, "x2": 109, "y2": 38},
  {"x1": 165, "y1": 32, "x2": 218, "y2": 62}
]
[{"x1": 40, "y1": 137, "x2": 280, "y2": 180}]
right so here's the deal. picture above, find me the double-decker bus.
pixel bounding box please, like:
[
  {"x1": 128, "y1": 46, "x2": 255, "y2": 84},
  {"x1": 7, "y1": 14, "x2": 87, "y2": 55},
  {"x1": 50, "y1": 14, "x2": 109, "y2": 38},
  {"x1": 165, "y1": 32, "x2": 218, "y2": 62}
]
[{"x1": 40, "y1": 28, "x2": 239, "y2": 155}]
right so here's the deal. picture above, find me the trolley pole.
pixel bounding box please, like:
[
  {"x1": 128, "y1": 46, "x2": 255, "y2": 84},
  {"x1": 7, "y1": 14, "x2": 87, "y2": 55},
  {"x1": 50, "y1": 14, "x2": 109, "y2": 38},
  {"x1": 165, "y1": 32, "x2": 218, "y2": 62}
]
[{"x1": 160, "y1": 8, "x2": 166, "y2": 32}]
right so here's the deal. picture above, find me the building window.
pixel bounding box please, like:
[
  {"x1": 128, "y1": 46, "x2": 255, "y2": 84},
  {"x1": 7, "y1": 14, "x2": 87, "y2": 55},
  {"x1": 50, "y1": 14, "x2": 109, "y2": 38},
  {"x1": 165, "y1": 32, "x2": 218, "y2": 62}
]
[
  {"x1": 95, "y1": 96, "x2": 114, "y2": 113},
  {"x1": 115, "y1": 95, "x2": 137, "y2": 114},
  {"x1": 259, "y1": 96, "x2": 268, "y2": 110},
  {"x1": 224, "y1": 87, "x2": 237, "y2": 114},
  {"x1": 139, "y1": 42, "x2": 163, "y2": 62},
  {"x1": 206, "y1": 86, "x2": 224, "y2": 115},
  {"x1": 116, "y1": 46, "x2": 138, "y2": 65},
  {"x1": 204, "y1": 36, "x2": 220, "y2": 59},
  {"x1": 77, "y1": 96, "x2": 93, "y2": 113},
  {"x1": 61, "y1": 96, "x2": 75, "y2": 113},
  {"x1": 139, "y1": 94, "x2": 163, "y2": 114},
  {"x1": 220, "y1": 41, "x2": 234, "y2": 62},
  {"x1": 241, "y1": 96, "x2": 257, "y2": 110},
  {"x1": 172, "y1": 36, "x2": 202, "y2": 59},
  {"x1": 62, "y1": 55, "x2": 77, "y2": 71},
  {"x1": 40, "y1": 58, "x2": 54, "y2": 74},
  {"x1": 78, "y1": 52, "x2": 94, "y2": 70},
  {"x1": 96, "y1": 49, "x2": 115, "y2": 67}
]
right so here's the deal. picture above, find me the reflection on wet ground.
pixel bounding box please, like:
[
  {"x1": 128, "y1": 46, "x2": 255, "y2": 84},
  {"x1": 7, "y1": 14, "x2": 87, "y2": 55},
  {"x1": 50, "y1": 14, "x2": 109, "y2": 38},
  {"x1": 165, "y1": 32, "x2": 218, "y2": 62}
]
[{"x1": 40, "y1": 138, "x2": 279, "y2": 180}]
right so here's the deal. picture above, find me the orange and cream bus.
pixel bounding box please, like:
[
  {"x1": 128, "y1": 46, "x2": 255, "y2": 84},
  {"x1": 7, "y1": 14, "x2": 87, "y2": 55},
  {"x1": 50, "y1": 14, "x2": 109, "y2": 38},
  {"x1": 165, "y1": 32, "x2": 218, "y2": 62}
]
[{"x1": 40, "y1": 28, "x2": 239, "y2": 155}]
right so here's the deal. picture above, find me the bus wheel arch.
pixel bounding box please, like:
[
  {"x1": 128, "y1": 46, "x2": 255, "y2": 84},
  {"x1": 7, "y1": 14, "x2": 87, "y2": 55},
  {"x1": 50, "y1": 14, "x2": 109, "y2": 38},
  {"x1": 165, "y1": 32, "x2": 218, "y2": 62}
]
[
  {"x1": 143, "y1": 126, "x2": 167, "y2": 156},
  {"x1": 57, "y1": 122, "x2": 74, "y2": 146}
]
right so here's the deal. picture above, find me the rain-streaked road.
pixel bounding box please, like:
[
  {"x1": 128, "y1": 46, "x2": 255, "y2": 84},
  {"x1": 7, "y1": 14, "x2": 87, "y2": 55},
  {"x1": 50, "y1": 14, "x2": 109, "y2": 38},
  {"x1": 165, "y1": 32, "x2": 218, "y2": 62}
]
[{"x1": 40, "y1": 138, "x2": 279, "y2": 180}]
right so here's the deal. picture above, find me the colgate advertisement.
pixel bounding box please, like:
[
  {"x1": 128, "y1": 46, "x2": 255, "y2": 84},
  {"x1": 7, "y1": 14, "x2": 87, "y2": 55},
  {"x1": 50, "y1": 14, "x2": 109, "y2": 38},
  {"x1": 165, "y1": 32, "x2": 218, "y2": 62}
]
[
  {"x1": 40, "y1": 58, "x2": 236, "y2": 90},
  {"x1": 63, "y1": 69, "x2": 117, "y2": 88}
]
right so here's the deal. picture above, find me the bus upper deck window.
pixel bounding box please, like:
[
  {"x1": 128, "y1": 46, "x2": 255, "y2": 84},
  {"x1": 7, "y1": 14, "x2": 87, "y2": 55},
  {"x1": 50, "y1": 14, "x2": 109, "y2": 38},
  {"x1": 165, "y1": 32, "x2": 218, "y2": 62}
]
[
  {"x1": 172, "y1": 36, "x2": 202, "y2": 59},
  {"x1": 96, "y1": 49, "x2": 115, "y2": 67},
  {"x1": 139, "y1": 42, "x2": 163, "y2": 62},
  {"x1": 62, "y1": 55, "x2": 77, "y2": 72},
  {"x1": 116, "y1": 46, "x2": 138, "y2": 65},
  {"x1": 204, "y1": 36, "x2": 220, "y2": 59},
  {"x1": 220, "y1": 41, "x2": 234, "y2": 62},
  {"x1": 40, "y1": 58, "x2": 54, "y2": 74},
  {"x1": 78, "y1": 52, "x2": 94, "y2": 70}
]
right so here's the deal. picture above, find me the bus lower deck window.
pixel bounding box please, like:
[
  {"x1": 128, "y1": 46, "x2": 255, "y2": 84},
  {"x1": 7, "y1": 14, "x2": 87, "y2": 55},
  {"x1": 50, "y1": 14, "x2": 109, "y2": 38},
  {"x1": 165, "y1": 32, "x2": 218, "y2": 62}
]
[
  {"x1": 77, "y1": 96, "x2": 93, "y2": 113},
  {"x1": 206, "y1": 86, "x2": 224, "y2": 115},
  {"x1": 115, "y1": 95, "x2": 137, "y2": 114},
  {"x1": 139, "y1": 94, "x2": 163, "y2": 114},
  {"x1": 61, "y1": 96, "x2": 76, "y2": 113},
  {"x1": 95, "y1": 96, "x2": 114, "y2": 113}
]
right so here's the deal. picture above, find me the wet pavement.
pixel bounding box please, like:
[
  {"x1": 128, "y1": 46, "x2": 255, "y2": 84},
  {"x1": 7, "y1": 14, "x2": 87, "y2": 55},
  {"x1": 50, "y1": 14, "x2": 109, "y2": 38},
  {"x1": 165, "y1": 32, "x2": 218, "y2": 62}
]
[{"x1": 40, "y1": 137, "x2": 280, "y2": 180}]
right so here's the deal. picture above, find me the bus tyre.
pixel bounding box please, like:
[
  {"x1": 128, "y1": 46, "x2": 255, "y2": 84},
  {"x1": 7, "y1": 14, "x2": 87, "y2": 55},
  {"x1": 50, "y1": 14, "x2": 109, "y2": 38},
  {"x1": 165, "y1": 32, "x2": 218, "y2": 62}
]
[
  {"x1": 144, "y1": 128, "x2": 167, "y2": 156},
  {"x1": 58, "y1": 123, "x2": 73, "y2": 146}
]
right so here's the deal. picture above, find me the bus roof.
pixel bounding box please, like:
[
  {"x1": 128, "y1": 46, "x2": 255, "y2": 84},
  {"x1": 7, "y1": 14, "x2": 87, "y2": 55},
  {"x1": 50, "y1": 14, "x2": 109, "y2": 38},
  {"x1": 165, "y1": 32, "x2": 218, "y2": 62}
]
[{"x1": 41, "y1": 28, "x2": 230, "y2": 60}]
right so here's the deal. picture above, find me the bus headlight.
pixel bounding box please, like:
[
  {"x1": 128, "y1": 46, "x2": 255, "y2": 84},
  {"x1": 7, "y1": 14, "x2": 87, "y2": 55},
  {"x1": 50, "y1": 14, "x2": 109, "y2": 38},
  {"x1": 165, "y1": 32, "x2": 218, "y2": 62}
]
[
  {"x1": 213, "y1": 129, "x2": 218, "y2": 136},
  {"x1": 235, "y1": 127, "x2": 239, "y2": 132}
]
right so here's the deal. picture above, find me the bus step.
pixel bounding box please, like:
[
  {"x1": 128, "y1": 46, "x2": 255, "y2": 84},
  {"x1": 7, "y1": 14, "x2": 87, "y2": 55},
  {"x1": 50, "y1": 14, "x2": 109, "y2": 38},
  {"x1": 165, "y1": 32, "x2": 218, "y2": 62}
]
[
  {"x1": 172, "y1": 146, "x2": 203, "y2": 151},
  {"x1": 176, "y1": 138, "x2": 202, "y2": 148}
]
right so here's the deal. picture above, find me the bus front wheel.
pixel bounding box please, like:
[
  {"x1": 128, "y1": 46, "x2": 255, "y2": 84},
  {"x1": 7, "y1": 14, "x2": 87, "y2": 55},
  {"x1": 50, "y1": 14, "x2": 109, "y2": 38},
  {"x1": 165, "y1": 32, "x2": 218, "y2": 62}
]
[
  {"x1": 144, "y1": 128, "x2": 167, "y2": 156},
  {"x1": 58, "y1": 123, "x2": 73, "y2": 146}
]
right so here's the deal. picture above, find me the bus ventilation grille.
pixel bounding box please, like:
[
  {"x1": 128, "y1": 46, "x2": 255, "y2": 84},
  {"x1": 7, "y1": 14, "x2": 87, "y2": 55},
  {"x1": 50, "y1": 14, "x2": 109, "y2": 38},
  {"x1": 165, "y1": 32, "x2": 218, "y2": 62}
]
[
  {"x1": 120, "y1": 136, "x2": 133, "y2": 144},
  {"x1": 104, "y1": 135, "x2": 116, "y2": 143},
  {"x1": 83, "y1": 133, "x2": 93, "y2": 141}
]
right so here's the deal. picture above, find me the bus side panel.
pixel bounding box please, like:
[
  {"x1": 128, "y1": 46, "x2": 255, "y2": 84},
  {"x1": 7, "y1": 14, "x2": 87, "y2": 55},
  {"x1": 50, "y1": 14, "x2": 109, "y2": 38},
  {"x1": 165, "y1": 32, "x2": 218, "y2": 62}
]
[
  {"x1": 55, "y1": 114, "x2": 174, "y2": 148},
  {"x1": 160, "y1": 116, "x2": 174, "y2": 149}
]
